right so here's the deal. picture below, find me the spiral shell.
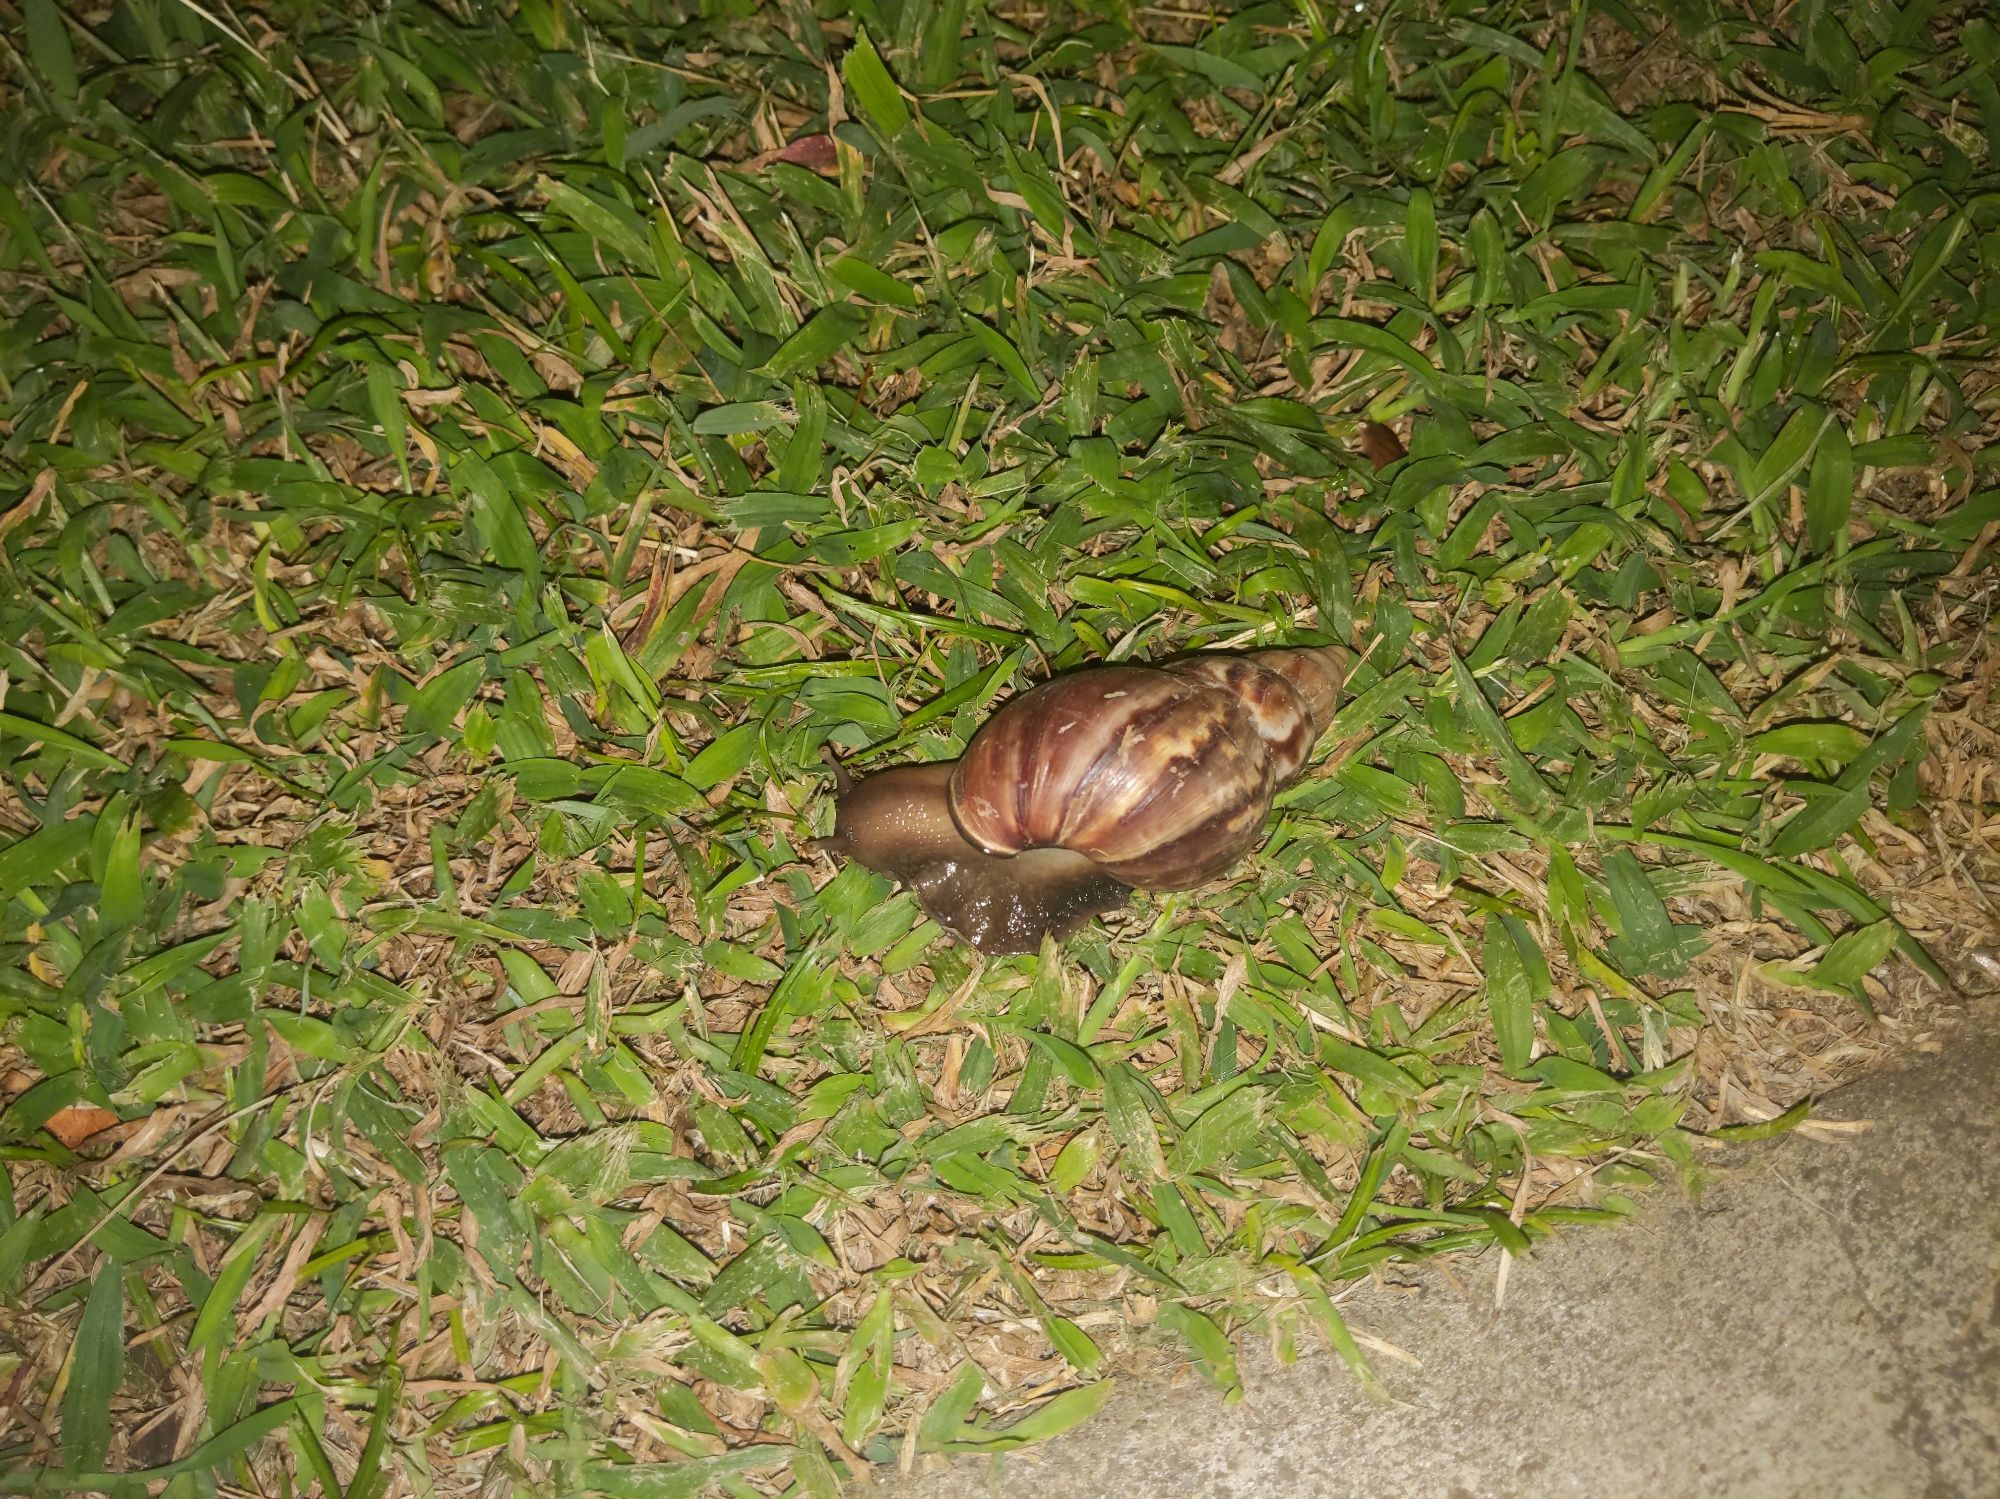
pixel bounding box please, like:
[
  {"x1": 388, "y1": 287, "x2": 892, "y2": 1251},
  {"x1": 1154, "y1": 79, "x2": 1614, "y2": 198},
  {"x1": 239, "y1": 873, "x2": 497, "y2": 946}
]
[
  {"x1": 945, "y1": 646, "x2": 1347, "y2": 890},
  {"x1": 1166, "y1": 646, "x2": 1346, "y2": 784}
]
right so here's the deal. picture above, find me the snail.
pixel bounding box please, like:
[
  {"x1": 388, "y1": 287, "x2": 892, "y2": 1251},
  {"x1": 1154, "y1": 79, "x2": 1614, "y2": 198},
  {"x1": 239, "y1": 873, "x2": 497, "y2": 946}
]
[{"x1": 815, "y1": 645, "x2": 1349, "y2": 955}]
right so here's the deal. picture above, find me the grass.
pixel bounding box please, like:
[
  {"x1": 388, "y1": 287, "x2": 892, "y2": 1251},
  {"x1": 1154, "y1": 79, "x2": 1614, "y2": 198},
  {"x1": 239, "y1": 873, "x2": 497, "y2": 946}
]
[{"x1": 0, "y1": 0, "x2": 1996, "y2": 1493}]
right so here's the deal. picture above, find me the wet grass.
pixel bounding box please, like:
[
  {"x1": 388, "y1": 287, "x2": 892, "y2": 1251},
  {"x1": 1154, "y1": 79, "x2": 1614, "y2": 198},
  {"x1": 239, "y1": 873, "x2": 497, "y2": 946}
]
[{"x1": 0, "y1": 0, "x2": 1996, "y2": 1494}]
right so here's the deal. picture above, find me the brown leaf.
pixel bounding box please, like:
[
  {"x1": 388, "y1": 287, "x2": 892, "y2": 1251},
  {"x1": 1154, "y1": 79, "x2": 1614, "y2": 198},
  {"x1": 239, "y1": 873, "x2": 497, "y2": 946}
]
[
  {"x1": 44, "y1": 1104, "x2": 121, "y2": 1149},
  {"x1": 1357, "y1": 422, "x2": 1407, "y2": 472},
  {"x1": 742, "y1": 135, "x2": 842, "y2": 178},
  {"x1": 620, "y1": 549, "x2": 672, "y2": 654},
  {"x1": 768, "y1": 134, "x2": 832, "y2": 172}
]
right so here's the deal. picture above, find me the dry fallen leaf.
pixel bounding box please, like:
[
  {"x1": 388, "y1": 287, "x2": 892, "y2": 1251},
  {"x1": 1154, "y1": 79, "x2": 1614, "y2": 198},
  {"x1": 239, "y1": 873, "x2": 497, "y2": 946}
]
[
  {"x1": 745, "y1": 134, "x2": 841, "y2": 176},
  {"x1": 43, "y1": 1105, "x2": 122, "y2": 1149},
  {"x1": 1357, "y1": 422, "x2": 1407, "y2": 472}
]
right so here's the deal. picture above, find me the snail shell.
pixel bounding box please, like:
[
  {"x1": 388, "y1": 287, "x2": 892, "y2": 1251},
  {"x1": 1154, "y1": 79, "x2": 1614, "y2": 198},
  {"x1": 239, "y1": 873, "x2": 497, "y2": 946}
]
[{"x1": 818, "y1": 645, "x2": 1348, "y2": 955}]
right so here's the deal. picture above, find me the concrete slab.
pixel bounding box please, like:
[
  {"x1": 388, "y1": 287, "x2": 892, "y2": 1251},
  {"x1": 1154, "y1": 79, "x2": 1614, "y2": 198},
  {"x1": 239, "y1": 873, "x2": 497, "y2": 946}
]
[{"x1": 886, "y1": 1002, "x2": 2000, "y2": 1499}]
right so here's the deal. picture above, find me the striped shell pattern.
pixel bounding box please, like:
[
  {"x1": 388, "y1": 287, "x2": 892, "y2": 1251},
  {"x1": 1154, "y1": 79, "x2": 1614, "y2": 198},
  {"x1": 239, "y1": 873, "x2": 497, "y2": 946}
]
[{"x1": 946, "y1": 646, "x2": 1347, "y2": 891}]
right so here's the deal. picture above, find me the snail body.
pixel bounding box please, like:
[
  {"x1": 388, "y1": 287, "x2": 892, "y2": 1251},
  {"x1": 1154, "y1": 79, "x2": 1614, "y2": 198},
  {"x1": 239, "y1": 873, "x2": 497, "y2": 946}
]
[{"x1": 818, "y1": 646, "x2": 1348, "y2": 955}]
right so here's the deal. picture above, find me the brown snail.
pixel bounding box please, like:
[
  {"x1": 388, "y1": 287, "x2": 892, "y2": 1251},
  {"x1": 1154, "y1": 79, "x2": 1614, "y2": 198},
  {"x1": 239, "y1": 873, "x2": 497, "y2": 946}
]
[{"x1": 815, "y1": 646, "x2": 1349, "y2": 956}]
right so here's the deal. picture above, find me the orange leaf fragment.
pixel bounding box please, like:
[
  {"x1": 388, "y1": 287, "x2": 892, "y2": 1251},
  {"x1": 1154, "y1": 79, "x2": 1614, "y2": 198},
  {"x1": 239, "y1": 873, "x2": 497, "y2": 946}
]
[
  {"x1": 44, "y1": 1105, "x2": 121, "y2": 1149},
  {"x1": 755, "y1": 134, "x2": 840, "y2": 176},
  {"x1": 1357, "y1": 422, "x2": 1407, "y2": 472}
]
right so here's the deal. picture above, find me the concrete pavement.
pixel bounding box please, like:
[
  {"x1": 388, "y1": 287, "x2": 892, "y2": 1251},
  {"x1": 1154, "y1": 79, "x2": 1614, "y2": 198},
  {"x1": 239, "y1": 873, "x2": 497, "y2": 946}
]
[{"x1": 886, "y1": 1001, "x2": 2000, "y2": 1499}]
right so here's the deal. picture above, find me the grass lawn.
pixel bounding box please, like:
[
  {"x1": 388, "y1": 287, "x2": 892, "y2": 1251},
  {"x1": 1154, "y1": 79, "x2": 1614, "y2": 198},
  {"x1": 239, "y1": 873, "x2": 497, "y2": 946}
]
[{"x1": 1, "y1": 0, "x2": 1996, "y2": 1494}]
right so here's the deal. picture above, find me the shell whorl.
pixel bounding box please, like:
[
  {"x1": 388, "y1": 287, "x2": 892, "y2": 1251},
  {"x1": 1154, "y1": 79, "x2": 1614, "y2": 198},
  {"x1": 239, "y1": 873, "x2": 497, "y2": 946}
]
[
  {"x1": 1165, "y1": 645, "x2": 1347, "y2": 785},
  {"x1": 944, "y1": 646, "x2": 1347, "y2": 891}
]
